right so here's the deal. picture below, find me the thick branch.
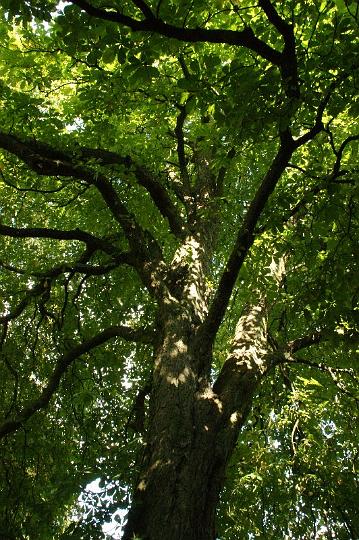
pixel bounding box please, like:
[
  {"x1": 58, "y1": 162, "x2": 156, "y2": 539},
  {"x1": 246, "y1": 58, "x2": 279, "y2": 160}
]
[
  {"x1": 258, "y1": 0, "x2": 291, "y2": 37},
  {"x1": 0, "y1": 224, "x2": 117, "y2": 256},
  {"x1": 0, "y1": 131, "x2": 134, "y2": 231},
  {"x1": 0, "y1": 255, "x2": 133, "y2": 279},
  {"x1": 286, "y1": 328, "x2": 358, "y2": 355},
  {"x1": 69, "y1": 0, "x2": 282, "y2": 66},
  {"x1": 0, "y1": 324, "x2": 155, "y2": 438},
  {"x1": 200, "y1": 71, "x2": 355, "y2": 343},
  {"x1": 287, "y1": 331, "x2": 323, "y2": 353},
  {"x1": 201, "y1": 134, "x2": 295, "y2": 342},
  {"x1": 79, "y1": 146, "x2": 186, "y2": 237},
  {"x1": 70, "y1": 0, "x2": 300, "y2": 99},
  {"x1": 258, "y1": 0, "x2": 299, "y2": 98},
  {"x1": 212, "y1": 302, "x2": 274, "y2": 432},
  {"x1": 0, "y1": 130, "x2": 163, "y2": 272}
]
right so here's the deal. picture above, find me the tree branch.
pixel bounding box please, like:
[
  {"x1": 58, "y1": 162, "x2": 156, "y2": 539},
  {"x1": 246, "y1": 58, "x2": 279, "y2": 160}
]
[
  {"x1": 131, "y1": 0, "x2": 155, "y2": 19},
  {"x1": 0, "y1": 324, "x2": 155, "y2": 438},
  {"x1": 0, "y1": 130, "x2": 163, "y2": 276},
  {"x1": 199, "y1": 70, "x2": 357, "y2": 342},
  {"x1": 286, "y1": 328, "x2": 359, "y2": 355},
  {"x1": 289, "y1": 357, "x2": 359, "y2": 403},
  {"x1": 0, "y1": 131, "x2": 135, "y2": 232},
  {"x1": 331, "y1": 134, "x2": 359, "y2": 177},
  {"x1": 294, "y1": 72, "x2": 352, "y2": 148},
  {"x1": 258, "y1": 0, "x2": 291, "y2": 38},
  {"x1": 174, "y1": 104, "x2": 191, "y2": 196},
  {"x1": 200, "y1": 133, "x2": 295, "y2": 343},
  {"x1": 215, "y1": 147, "x2": 236, "y2": 195},
  {"x1": 287, "y1": 331, "x2": 323, "y2": 353},
  {"x1": 211, "y1": 302, "x2": 274, "y2": 433},
  {"x1": 78, "y1": 146, "x2": 186, "y2": 237},
  {"x1": 258, "y1": 0, "x2": 299, "y2": 98},
  {"x1": 0, "y1": 255, "x2": 133, "y2": 279},
  {"x1": 69, "y1": 0, "x2": 282, "y2": 66},
  {"x1": 0, "y1": 280, "x2": 50, "y2": 324},
  {"x1": 271, "y1": 133, "x2": 359, "y2": 226},
  {"x1": 0, "y1": 224, "x2": 117, "y2": 256},
  {"x1": 0, "y1": 239, "x2": 133, "y2": 325}
]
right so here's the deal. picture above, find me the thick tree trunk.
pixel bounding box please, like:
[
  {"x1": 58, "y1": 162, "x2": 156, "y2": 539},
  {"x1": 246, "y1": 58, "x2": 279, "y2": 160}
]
[
  {"x1": 123, "y1": 320, "x2": 216, "y2": 539},
  {"x1": 123, "y1": 302, "x2": 270, "y2": 540},
  {"x1": 123, "y1": 373, "x2": 231, "y2": 539}
]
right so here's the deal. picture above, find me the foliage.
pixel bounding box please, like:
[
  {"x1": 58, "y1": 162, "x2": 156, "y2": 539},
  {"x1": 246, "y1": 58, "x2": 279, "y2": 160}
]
[{"x1": 0, "y1": 0, "x2": 358, "y2": 538}]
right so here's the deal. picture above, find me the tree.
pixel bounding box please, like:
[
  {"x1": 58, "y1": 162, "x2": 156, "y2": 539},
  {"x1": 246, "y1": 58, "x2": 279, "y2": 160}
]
[{"x1": 0, "y1": 0, "x2": 358, "y2": 538}]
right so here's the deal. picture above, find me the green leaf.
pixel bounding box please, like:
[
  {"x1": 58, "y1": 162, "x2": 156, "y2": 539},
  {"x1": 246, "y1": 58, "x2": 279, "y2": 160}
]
[{"x1": 102, "y1": 48, "x2": 117, "y2": 65}]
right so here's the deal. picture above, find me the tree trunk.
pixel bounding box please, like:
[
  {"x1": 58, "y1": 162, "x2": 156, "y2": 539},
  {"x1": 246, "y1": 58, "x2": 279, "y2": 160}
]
[{"x1": 123, "y1": 302, "x2": 270, "y2": 540}]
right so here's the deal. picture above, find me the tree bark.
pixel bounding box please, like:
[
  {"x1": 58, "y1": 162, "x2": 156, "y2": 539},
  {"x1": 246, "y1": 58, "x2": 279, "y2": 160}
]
[{"x1": 123, "y1": 302, "x2": 271, "y2": 540}]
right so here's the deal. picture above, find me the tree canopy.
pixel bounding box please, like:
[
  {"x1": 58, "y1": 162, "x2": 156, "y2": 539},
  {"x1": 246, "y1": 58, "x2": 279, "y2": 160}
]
[{"x1": 0, "y1": 0, "x2": 358, "y2": 539}]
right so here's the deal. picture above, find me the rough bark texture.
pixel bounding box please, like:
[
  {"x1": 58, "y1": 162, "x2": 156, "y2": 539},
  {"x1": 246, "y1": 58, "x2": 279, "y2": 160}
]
[{"x1": 123, "y1": 300, "x2": 271, "y2": 540}]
